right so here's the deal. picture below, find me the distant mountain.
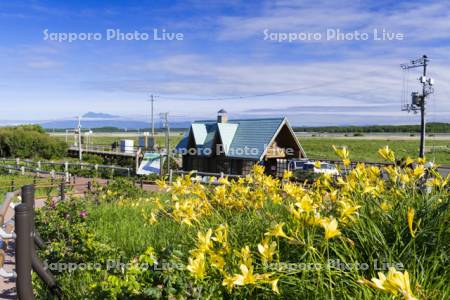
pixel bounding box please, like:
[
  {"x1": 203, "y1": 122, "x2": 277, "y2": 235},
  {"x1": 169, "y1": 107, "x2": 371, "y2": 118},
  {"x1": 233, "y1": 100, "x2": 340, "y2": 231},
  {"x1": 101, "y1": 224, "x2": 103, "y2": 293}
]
[
  {"x1": 82, "y1": 112, "x2": 119, "y2": 119},
  {"x1": 40, "y1": 119, "x2": 191, "y2": 129}
]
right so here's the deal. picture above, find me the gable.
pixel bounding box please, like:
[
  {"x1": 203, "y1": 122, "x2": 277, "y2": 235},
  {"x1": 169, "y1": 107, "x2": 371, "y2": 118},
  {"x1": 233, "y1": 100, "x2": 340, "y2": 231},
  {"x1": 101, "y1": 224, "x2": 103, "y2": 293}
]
[{"x1": 175, "y1": 117, "x2": 305, "y2": 160}]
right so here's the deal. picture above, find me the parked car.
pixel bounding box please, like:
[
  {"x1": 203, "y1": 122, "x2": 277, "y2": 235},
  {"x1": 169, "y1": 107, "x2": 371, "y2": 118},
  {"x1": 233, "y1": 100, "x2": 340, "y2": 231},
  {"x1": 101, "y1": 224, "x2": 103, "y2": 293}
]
[
  {"x1": 288, "y1": 159, "x2": 310, "y2": 171},
  {"x1": 302, "y1": 162, "x2": 339, "y2": 176}
]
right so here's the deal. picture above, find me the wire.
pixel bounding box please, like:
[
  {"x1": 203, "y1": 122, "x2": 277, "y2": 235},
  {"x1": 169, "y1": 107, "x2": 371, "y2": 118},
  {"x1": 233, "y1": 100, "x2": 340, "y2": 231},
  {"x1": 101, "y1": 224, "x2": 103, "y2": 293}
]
[{"x1": 156, "y1": 72, "x2": 380, "y2": 101}]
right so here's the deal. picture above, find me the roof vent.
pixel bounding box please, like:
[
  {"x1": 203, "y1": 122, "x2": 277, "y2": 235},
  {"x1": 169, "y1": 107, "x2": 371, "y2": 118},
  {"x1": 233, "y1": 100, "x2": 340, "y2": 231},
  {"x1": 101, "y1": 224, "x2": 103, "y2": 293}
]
[{"x1": 217, "y1": 109, "x2": 228, "y2": 123}]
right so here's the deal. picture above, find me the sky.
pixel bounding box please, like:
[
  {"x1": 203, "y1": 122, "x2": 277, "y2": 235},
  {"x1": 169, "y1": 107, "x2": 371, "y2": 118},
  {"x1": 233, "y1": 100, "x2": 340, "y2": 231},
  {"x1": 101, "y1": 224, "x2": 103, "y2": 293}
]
[{"x1": 0, "y1": 0, "x2": 449, "y2": 126}]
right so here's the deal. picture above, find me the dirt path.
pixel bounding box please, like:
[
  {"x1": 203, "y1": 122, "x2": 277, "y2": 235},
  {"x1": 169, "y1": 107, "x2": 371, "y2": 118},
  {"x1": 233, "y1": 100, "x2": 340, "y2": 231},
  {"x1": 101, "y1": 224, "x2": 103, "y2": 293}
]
[{"x1": 0, "y1": 177, "x2": 161, "y2": 299}]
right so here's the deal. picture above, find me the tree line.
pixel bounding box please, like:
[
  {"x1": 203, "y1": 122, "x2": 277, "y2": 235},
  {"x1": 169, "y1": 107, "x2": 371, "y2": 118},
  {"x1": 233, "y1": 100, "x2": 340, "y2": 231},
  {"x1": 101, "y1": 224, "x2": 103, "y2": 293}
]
[
  {"x1": 0, "y1": 125, "x2": 67, "y2": 159},
  {"x1": 293, "y1": 122, "x2": 450, "y2": 133}
]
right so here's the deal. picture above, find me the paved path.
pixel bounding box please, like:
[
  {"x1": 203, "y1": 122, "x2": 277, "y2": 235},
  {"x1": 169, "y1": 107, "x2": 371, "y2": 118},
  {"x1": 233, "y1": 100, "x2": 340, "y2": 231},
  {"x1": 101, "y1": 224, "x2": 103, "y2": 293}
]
[{"x1": 0, "y1": 177, "x2": 160, "y2": 299}]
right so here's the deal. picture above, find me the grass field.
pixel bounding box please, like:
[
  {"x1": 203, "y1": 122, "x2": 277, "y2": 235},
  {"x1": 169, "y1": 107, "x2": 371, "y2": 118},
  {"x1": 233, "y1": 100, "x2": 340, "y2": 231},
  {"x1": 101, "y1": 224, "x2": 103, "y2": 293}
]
[
  {"x1": 52, "y1": 132, "x2": 450, "y2": 165},
  {"x1": 299, "y1": 137, "x2": 450, "y2": 165}
]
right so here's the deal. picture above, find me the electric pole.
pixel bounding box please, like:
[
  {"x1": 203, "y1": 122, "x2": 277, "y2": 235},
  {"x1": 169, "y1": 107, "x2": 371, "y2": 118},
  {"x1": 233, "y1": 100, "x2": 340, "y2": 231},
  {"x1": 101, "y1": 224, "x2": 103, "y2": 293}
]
[
  {"x1": 77, "y1": 116, "x2": 83, "y2": 161},
  {"x1": 149, "y1": 94, "x2": 156, "y2": 138},
  {"x1": 401, "y1": 55, "x2": 434, "y2": 158},
  {"x1": 161, "y1": 112, "x2": 170, "y2": 175}
]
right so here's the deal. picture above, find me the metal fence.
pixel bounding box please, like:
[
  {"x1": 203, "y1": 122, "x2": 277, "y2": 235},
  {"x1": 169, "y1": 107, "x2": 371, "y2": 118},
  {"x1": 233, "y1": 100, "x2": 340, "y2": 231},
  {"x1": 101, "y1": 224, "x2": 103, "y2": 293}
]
[
  {"x1": 0, "y1": 180, "x2": 106, "y2": 299},
  {"x1": 0, "y1": 158, "x2": 133, "y2": 178}
]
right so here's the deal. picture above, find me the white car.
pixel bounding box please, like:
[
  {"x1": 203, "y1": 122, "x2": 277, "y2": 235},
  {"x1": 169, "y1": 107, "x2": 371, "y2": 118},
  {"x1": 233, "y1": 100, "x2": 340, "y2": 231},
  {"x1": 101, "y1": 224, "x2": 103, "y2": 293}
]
[
  {"x1": 288, "y1": 159, "x2": 310, "y2": 171},
  {"x1": 302, "y1": 162, "x2": 339, "y2": 176}
]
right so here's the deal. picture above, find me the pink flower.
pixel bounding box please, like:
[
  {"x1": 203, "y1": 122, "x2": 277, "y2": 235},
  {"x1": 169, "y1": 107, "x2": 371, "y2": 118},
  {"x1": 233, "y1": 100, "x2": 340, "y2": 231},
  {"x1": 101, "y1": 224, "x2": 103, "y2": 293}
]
[{"x1": 79, "y1": 210, "x2": 88, "y2": 218}]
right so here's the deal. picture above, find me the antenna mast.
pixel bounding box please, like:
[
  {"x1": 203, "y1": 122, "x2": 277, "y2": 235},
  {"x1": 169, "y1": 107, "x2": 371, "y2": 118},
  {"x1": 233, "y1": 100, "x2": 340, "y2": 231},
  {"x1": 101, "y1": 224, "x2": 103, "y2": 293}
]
[{"x1": 401, "y1": 55, "x2": 434, "y2": 158}]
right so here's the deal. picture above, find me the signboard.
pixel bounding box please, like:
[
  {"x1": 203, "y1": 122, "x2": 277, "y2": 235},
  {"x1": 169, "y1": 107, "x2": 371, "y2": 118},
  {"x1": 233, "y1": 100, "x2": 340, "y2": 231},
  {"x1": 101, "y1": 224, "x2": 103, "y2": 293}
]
[{"x1": 137, "y1": 152, "x2": 163, "y2": 175}]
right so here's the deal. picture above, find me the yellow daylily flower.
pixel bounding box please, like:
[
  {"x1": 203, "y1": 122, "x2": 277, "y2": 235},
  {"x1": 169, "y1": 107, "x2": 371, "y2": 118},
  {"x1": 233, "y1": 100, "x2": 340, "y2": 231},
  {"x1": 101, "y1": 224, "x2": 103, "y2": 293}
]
[
  {"x1": 320, "y1": 217, "x2": 341, "y2": 240},
  {"x1": 270, "y1": 278, "x2": 280, "y2": 294},
  {"x1": 186, "y1": 253, "x2": 206, "y2": 279},
  {"x1": 380, "y1": 201, "x2": 392, "y2": 212},
  {"x1": 264, "y1": 223, "x2": 291, "y2": 240},
  {"x1": 384, "y1": 268, "x2": 416, "y2": 300},
  {"x1": 332, "y1": 145, "x2": 351, "y2": 167},
  {"x1": 407, "y1": 208, "x2": 418, "y2": 238},
  {"x1": 416, "y1": 157, "x2": 426, "y2": 164},
  {"x1": 359, "y1": 268, "x2": 417, "y2": 300},
  {"x1": 339, "y1": 200, "x2": 361, "y2": 222},
  {"x1": 233, "y1": 264, "x2": 256, "y2": 286},
  {"x1": 222, "y1": 274, "x2": 236, "y2": 291},
  {"x1": 378, "y1": 146, "x2": 395, "y2": 162},
  {"x1": 257, "y1": 240, "x2": 277, "y2": 264},
  {"x1": 282, "y1": 170, "x2": 293, "y2": 180},
  {"x1": 412, "y1": 165, "x2": 425, "y2": 178},
  {"x1": 360, "y1": 268, "x2": 416, "y2": 300},
  {"x1": 295, "y1": 194, "x2": 314, "y2": 213},
  {"x1": 236, "y1": 246, "x2": 253, "y2": 268},
  {"x1": 197, "y1": 229, "x2": 213, "y2": 253},
  {"x1": 209, "y1": 253, "x2": 225, "y2": 271},
  {"x1": 212, "y1": 224, "x2": 229, "y2": 250}
]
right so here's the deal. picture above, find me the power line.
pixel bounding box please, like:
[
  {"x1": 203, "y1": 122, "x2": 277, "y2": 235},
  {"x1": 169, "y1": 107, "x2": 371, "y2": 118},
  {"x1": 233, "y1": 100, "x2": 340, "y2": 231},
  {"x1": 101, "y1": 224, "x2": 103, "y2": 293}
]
[{"x1": 156, "y1": 72, "x2": 379, "y2": 101}]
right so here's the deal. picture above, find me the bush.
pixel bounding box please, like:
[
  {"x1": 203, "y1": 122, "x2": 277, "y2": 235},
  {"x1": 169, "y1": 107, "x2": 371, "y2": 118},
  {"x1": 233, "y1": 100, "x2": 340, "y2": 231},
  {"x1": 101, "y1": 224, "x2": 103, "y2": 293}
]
[{"x1": 0, "y1": 125, "x2": 67, "y2": 159}]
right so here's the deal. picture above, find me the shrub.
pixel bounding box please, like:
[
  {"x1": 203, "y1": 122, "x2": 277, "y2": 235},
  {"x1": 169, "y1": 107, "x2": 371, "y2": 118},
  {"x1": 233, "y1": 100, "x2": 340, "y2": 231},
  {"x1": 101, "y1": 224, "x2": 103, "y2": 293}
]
[{"x1": 0, "y1": 125, "x2": 67, "y2": 159}]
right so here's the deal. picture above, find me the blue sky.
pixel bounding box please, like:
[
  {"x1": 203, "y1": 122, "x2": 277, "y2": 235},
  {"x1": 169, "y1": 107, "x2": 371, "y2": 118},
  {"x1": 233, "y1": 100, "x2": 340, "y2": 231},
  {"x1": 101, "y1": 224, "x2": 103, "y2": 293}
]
[{"x1": 0, "y1": 0, "x2": 449, "y2": 126}]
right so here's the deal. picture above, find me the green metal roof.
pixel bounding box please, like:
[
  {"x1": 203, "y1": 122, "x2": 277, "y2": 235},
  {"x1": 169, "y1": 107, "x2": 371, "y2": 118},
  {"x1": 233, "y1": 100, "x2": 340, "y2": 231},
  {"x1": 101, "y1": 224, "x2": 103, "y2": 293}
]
[{"x1": 176, "y1": 117, "x2": 289, "y2": 160}]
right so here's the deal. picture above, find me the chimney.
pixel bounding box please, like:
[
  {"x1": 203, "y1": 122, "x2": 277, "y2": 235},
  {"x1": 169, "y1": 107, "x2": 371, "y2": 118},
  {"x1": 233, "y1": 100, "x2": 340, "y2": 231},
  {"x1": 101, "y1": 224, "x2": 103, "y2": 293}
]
[{"x1": 217, "y1": 109, "x2": 228, "y2": 123}]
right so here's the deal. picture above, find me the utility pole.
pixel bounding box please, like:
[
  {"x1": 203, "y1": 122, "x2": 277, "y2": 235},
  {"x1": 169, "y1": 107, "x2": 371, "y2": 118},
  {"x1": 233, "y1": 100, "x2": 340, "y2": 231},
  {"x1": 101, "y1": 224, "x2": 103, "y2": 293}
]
[
  {"x1": 401, "y1": 55, "x2": 433, "y2": 158},
  {"x1": 77, "y1": 116, "x2": 82, "y2": 161},
  {"x1": 149, "y1": 94, "x2": 156, "y2": 138},
  {"x1": 161, "y1": 112, "x2": 170, "y2": 176}
]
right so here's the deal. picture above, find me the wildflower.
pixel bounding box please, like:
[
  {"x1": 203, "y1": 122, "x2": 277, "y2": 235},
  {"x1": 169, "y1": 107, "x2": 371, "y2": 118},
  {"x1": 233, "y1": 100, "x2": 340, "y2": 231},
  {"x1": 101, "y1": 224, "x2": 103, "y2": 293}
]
[
  {"x1": 237, "y1": 246, "x2": 252, "y2": 268},
  {"x1": 400, "y1": 173, "x2": 411, "y2": 184},
  {"x1": 320, "y1": 217, "x2": 341, "y2": 240},
  {"x1": 407, "y1": 208, "x2": 418, "y2": 238},
  {"x1": 155, "y1": 179, "x2": 167, "y2": 189},
  {"x1": 265, "y1": 223, "x2": 291, "y2": 240},
  {"x1": 212, "y1": 224, "x2": 229, "y2": 251},
  {"x1": 333, "y1": 145, "x2": 350, "y2": 167},
  {"x1": 197, "y1": 229, "x2": 213, "y2": 253},
  {"x1": 282, "y1": 170, "x2": 293, "y2": 180},
  {"x1": 271, "y1": 193, "x2": 282, "y2": 204},
  {"x1": 404, "y1": 156, "x2": 415, "y2": 166},
  {"x1": 426, "y1": 177, "x2": 447, "y2": 190},
  {"x1": 222, "y1": 274, "x2": 236, "y2": 291},
  {"x1": 79, "y1": 210, "x2": 88, "y2": 218},
  {"x1": 233, "y1": 264, "x2": 256, "y2": 286},
  {"x1": 412, "y1": 165, "x2": 425, "y2": 178},
  {"x1": 380, "y1": 201, "x2": 392, "y2": 212},
  {"x1": 142, "y1": 210, "x2": 158, "y2": 225},
  {"x1": 359, "y1": 268, "x2": 417, "y2": 300},
  {"x1": 295, "y1": 194, "x2": 314, "y2": 213},
  {"x1": 338, "y1": 200, "x2": 361, "y2": 222},
  {"x1": 416, "y1": 157, "x2": 426, "y2": 164},
  {"x1": 209, "y1": 253, "x2": 225, "y2": 271},
  {"x1": 186, "y1": 253, "x2": 206, "y2": 279},
  {"x1": 384, "y1": 165, "x2": 399, "y2": 182},
  {"x1": 378, "y1": 146, "x2": 395, "y2": 162},
  {"x1": 270, "y1": 278, "x2": 280, "y2": 294},
  {"x1": 257, "y1": 240, "x2": 277, "y2": 264}
]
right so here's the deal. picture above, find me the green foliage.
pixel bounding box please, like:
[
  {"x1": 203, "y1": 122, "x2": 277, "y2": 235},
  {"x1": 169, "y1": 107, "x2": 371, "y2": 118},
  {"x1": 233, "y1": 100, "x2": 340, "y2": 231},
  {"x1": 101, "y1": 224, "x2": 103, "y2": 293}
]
[
  {"x1": 293, "y1": 122, "x2": 450, "y2": 133},
  {"x1": 300, "y1": 138, "x2": 450, "y2": 164},
  {"x1": 0, "y1": 125, "x2": 67, "y2": 159}
]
